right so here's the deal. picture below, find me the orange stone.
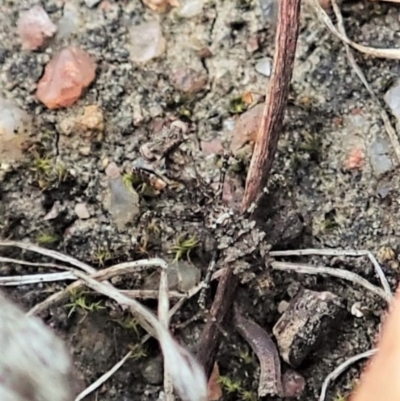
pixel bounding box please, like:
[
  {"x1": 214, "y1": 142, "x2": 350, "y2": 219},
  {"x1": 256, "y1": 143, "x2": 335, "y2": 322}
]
[{"x1": 36, "y1": 47, "x2": 96, "y2": 109}]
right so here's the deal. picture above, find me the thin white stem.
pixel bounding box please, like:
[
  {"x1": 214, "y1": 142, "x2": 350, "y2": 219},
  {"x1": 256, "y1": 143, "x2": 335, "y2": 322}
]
[
  {"x1": 319, "y1": 349, "x2": 377, "y2": 401},
  {"x1": 270, "y1": 248, "x2": 392, "y2": 299},
  {"x1": 271, "y1": 261, "x2": 390, "y2": 303}
]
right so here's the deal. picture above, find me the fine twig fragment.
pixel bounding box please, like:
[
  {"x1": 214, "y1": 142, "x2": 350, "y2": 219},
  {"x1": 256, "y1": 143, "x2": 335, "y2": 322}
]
[
  {"x1": 233, "y1": 307, "x2": 283, "y2": 397},
  {"x1": 29, "y1": 258, "x2": 169, "y2": 315},
  {"x1": 271, "y1": 261, "x2": 390, "y2": 303},
  {"x1": 196, "y1": 0, "x2": 302, "y2": 383},
  {"x1": 70, "y1": 269, "x2": 208, "y2": 401},
  {"x1": 269, "y1": 248, "x2": 392, "y2": 299},
  {"x1": 242, "y1": 0, "x2": 301, "y2": 209},
  {"x1": 309, "y1": 0, "x2": 400, "y2": 59},
  {"x1": 75, "y1": 350, "x2": 133, "y2": 401},
  {"x1": 0, "y1": 271, "x2": 76, "y2": 285},
  {"x1": 319, "y1": 349, "x2": 377, "y2": 401},
  {"x1": 196, "y1": 267, "x2": 238, "y2": 379},
  {"x1": 329, "y1": 0, "x2": 400, "y2": 166},
  {"x1": 157, "y1": 253, "x2": 175, "y2": 401}
]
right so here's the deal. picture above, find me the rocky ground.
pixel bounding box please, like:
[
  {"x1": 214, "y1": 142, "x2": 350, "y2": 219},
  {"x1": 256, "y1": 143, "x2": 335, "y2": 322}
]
[{"x1": 1, "y1": 0, "x2": 400, "y2": 400}]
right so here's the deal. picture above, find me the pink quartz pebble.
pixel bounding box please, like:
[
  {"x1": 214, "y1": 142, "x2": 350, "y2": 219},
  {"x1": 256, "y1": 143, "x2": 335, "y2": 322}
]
[
  {"x1": 36, "y1": 47, "x2": 96, "y2": 109},
  {"x1": 17, "y1": 5, "x2": 57, "y2": 51}
]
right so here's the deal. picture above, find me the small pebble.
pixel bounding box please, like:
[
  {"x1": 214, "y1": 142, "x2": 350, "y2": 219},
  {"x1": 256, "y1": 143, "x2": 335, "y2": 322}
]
[
  {"x1": 79, "y1": 146, "x2": 91, "y2": 156},
  {"x1": 171, "y1": 68, "x2": 208, "y2": 93},
  {"x1": 246, "y1": 35, "x2": 260, "y2": 53},
  {"x1": 143, "y1": 261, "x2": 200, "y2": 292},
  {"x1": 350, "y1": 302, "x2": 364, "y2": 318},
  {"x1": 0, "y1": 98, "x2": 32, "y2": 162},
  {"x1": 369, "y1": 137, "x2": 393, "y2": 178},
  {"x1": 384, "y1": 79, "x2": 400, "y2": 124},
  {"x1": 277, "y1": 300, "x2": 289, "y2": 314},
  {"x1": 57, "y1": 3, "x2": 80, "y2": 38},
  {"x1": 200, "y1": 139, "x2": 224, "y2": 155},
  {"x1": 282, "y1": 370, "x2": 306, "y2": 398},
  {"x1": 36, "y1": 47, "x2": 96, "y2": 109},
  {"x1": 259, "y1": 0, "x2": 278, "y2": 24},
  {"x1": 129, "y1": 21, "x2": 166, "y2": 63},
  {"x1": 108, "y1": 176, "x2": 140, "y2": 230},
  {"x1": 17, "y1": 5, "x2": 57, "y2": 50},
  {"x1": 177, "y1": 0, "x2": 204, "y2": 18},
  {"x1": 84, "y1": 0, "x2": 102, "y2": 8},
  {"x1": 344, "y1": 147, "x2": 364, "y2": 170},
  {"x1": 74, "y1": 203, "x2": 90, "y2": 219},
  {"x1": 77, "y1": 105, "x2": 104, "y2": 133},
  {"x1": 230, "y1": 103, "x2": 264, "y2": 155},
  {"x1": 142, "y1": 0, "x2": 179, "y2": 13},
  {"x1": 255, "y1": 57, "x2": 272, "y2": 77},
  {"x1": 141, "y1": 356, "x2": 163, "y2": 385},
  {"x1": 273, "y1": 289, "x2": 344, "y2": 367},
  {"x1": 43, "y1": 202, "x2": 61, "y2": 221}
]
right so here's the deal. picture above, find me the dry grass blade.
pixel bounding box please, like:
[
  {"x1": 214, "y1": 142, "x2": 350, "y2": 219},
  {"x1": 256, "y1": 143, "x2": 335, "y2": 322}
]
[
  {"x1": 78, "y1": 281, "x2": 204, "y2": 401},
  {"x1": 29, "y1": 258, "x2": 170, "y2": 315},
  {"x1": 271, "y1": 261, "x2": 390, "y2": 302},
  {"x1": 0, "y1": 255, "x2": 70, "y2": 270},
  {"x1": 0, "y1": 241, "x2": 208, "y2": 401},
  {"x1": 75, "y1": 350, "x2": 133, "y2": 401},
  {"x1": 157, "y1": 256, "x2": 175, "y2": 401},
  {"x1": 0, "y1": 271, "x2": 76, "y2": 285},
  {"x1": 0, "y1": 240, "x2": 95, "y2": 273},
  {"x1": 269, "y1": 248, "x2": 392, "y2": 299},
  {"x1": 319, "y1": 349, "x2": 377, "y2": 401},
  {"x1": 71, "y1": 269, "x2": 208, "y2": 401},
  {"x1": 309, "y1": 0, "x2": 400, "y2": 59},
  {"x1": 121, "y1": 289, "x2": 185, "y2": 299}
]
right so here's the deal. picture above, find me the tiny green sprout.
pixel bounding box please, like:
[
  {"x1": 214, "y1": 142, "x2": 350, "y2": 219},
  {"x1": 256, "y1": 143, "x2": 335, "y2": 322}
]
[
  {"x1": 240, "y1": 390, "x2": 257, "y2": 401},
  {"x1": 66, "y1": 293, "x2": 105, "y2": 318},
  {"x1": 136, "y1": 234, "x2": 149, "y2": 256},
  {"x1": 115, "y1": 316, "x2": 140, "y2": 337},
  {"x1": 334, "y1": 392, "x2": 347, "y2": 401},
  {"x1": 55, "y1": 162, "x2": 68, "y2": 182},
  {"x1": 32, "y1": 156, "x2": 53, "y2": 175},
  {"x1": 300, "y1": 131, "x2": 321, "y2": 160},
  {"x1": 92, "y1": 247, "x2": 112, "y2": 267},
  {"x1": 147, "y1": 218, "x2": 160, "y2": 234},
  {"x1": 238, "y1": 348, "x2": 253, "y2": 364},
  {"x1": 217, "y1": 376, "x2": 242, "y2": 394},
  {"x1": 178, "y1": 107, "x2": 192, "y2": 118},
  {"x1": 31, "y1": 154, "x2": 69, "y2": 189},
  {"x1": 36, "y1": 232, "x2": 59, "y2": 245},
  {"x1": 171, "y1": 234, "x2": 199, "y2": 262},
  {"x1": 128, "y1": 343, "x2": 148, "y2": 360},
  {"x1": 229, "y1": 96, "x2": 247, "y2": 114},
  {"x1": 138, "y1": 182, "x2": 159, "y2": 197},
  {"x1": 122, "y1": 173, "x2": 136, "y2": 193}
]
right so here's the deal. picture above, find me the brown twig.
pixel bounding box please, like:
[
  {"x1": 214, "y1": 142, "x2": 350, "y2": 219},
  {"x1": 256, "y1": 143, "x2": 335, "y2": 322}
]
[
  {"x1": 242, "y1": 0, "x2": 301, "y2": 210},
  {"x1": 196, "y1": 0, "x2": 301, "y2": 380},
  {"x1": 234, "y1": 306, "x2": 283, "y2": 397},
  {"x1": 196, "y1": 267, "x2": 238, "y2": 378}
]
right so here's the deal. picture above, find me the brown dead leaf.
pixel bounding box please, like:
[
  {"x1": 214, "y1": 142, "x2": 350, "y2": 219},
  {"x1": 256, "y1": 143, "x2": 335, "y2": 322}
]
[{"x1": 207, "y1": 363, "x2": 222, "y2": 401}]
